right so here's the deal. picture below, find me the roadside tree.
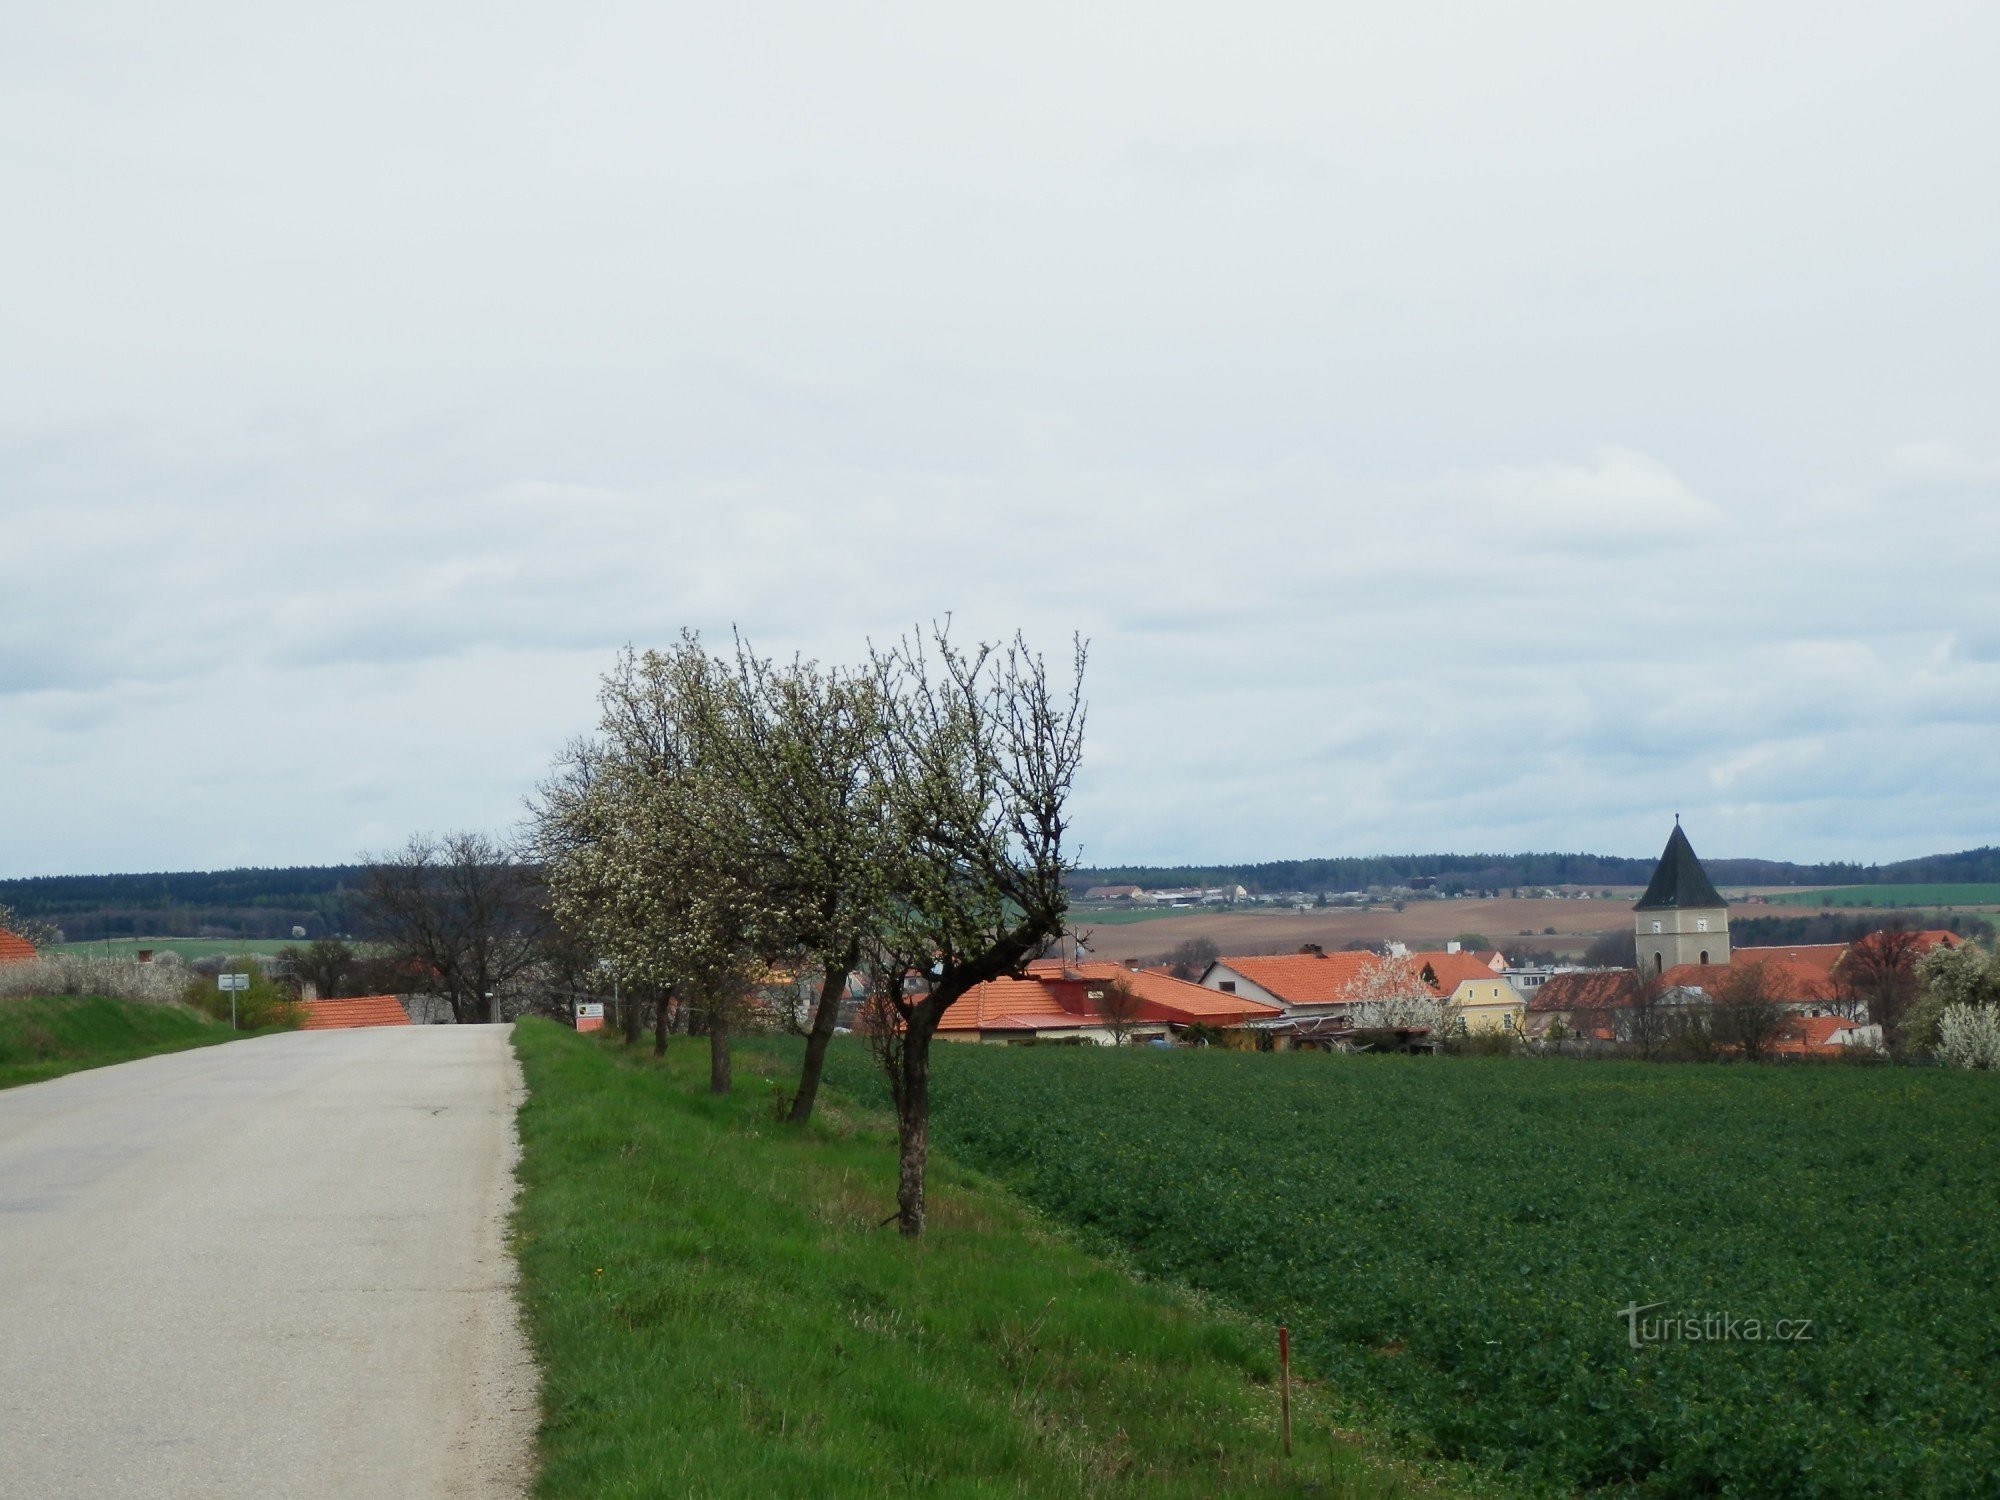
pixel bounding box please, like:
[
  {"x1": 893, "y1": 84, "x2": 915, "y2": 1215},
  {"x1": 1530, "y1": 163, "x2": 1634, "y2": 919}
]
[
  {"x1": 866, "y1": 627, "x2": 1085, "y2": 1236},
  {"x1": 357, "y1": 832, "x2": 547, "y2": 1023},
  {"x1": 535, "y1": 639, "x2": 769, "y2": 1094}
]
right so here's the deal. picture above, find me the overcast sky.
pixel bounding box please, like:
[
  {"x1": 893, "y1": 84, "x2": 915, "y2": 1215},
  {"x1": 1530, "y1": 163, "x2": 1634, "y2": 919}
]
[{"x1": 4, "y1": 2, "x2": 1998, "y2": 878}]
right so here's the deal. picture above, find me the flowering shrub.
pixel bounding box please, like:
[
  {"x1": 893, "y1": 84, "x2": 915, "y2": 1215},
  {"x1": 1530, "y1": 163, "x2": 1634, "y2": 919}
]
[
  {"x1": 0, "y1": 955, "x2": 185, "y2": 1004},
  {"x1": 1938, "y1": 1002, "x2": 2000, "y2": 1070}
]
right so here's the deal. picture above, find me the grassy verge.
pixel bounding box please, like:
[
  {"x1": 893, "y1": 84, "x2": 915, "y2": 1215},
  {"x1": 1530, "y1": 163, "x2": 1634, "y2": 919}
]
[
  {"x1": 0, "y1": 995, "x2": 246, "y2": 1089},
  {"x1": 510, "y1": 1020, "x2": 1448, "y2": 1499}
]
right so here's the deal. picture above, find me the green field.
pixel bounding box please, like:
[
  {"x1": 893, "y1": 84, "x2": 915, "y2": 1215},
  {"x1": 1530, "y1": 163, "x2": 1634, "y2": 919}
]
[
  {"x1": 1763, "y1": 883, "x2": 2000, "y2": 909},
  {"x1": 509, "y1": 1021, "x2": 1445, "y2": 1499},
  {"x1": 50, "y1": 938, "x2": 300, "y2": 961},
  {"x1": 823, "y1": 1044, "x2": 2000, "y2": 1496},
  {"x1": 0, "y1": 995, "x2": 245, "y2": 1090}
]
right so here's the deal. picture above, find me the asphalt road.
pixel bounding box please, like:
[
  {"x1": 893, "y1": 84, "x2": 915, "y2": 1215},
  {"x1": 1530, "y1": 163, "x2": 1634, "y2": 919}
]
[{"x1": 0, "y1": 1026, "x2": 535, "y2": 1499}]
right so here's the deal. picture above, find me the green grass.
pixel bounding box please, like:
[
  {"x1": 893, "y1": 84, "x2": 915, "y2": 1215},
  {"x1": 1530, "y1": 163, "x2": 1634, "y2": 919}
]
[
  {"x1": 821, "y1": 1044, "x2": 2000, "y2": 1497},
  {"x1": 49, "y1": 937, "x2": 301, "y2": 961},
  {"x1": 509, "y1": 1021, "x2": 1452, "y2": 1499},
  {"x1": 0, "y1": 995, "x2": 245, "y2": 1089},
  {"x1": 1763, "y1": 882, "x2": 2000, "y2": 908},
  {"x1": 1067, "y1": 905, "x2": 1228, "y2": 926}
]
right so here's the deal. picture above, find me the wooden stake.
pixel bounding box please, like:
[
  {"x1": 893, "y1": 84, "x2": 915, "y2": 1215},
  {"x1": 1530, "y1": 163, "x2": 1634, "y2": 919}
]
[{"x1": 1279, "y1": 1324, "x2": 1292, "y2": 1456}]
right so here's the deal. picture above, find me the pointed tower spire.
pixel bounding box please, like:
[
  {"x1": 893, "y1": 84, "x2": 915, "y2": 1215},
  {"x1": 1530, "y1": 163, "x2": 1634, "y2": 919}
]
[{"x1": 1632, "y1": 822, "x2": 1730, "y2": 974}]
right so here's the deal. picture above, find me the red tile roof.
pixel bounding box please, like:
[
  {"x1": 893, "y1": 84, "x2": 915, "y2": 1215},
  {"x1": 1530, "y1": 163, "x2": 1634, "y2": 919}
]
[
  {"x1": 1661, "y1": 956, "x2": 1833, "y2": 1001},
  {"x1": 0, "y1": 928, "x2": 36, "y2": 964},
  {"x1": 1209, "y1": 950, "x2": 1377, "y2": 1004},
  {"x1": 943, "y1": 963, "x2": 1281, "y2": 1033},
  {"x1": 1527, "y1": 970, "x2": 1642, "y2": 1013},
  {"x1": 299, "y1": 995, "x2": 412, "y2": 1030},
  {"x1": 1733, "y1": 944, "x2": 1849, "y2": 979},
  {"x1": 1771, "y1": 1014, "x2": 1868, "y2": 1055},
  {"x1": 1063, "y1": 961, "x2": 1283, "y2": 1024}
]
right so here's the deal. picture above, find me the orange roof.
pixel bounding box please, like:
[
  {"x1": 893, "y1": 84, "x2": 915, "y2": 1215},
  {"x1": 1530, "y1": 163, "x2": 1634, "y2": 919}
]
[
  {"x1": 1661, "y1": 954, "x2": 1835, "y2": 1001},
  {"x1": 943, "y1": 964, "x2": 1281, "y2": 1033},
  {"x1": 299, "y1": 995, "x2": 411, "y2": 1030},
  {"x1": 1062, "y1": 961, "x2": 1283, "y2": 1024},
  {"x1": 1733, "y1": 944, "x2": 1849, "y2": 979},
  {"x1": 1528, "y1": 970, "x2": 1642, "y2": 1013},
  {"x1": 1772, "y1": 1014, "x2": 1867, "y2": 1055},
  {"x1": 1410, "y1": 952, "x2": 1508, "y2": 996},
  {"x1": 1210, "y1": 950, "x2": 1377, "y2": 1004},
  {"x1": 936, "y1": 977, "x2": 1085, "y2": 1032},
  {"x1": 0, "y1": 927, "x2": 36, "y2": 964}
]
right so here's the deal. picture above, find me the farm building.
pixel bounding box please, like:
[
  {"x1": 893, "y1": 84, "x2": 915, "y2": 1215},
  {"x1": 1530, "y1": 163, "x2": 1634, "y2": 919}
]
[{"x1": 0, "y1": 927, "x2": 36, "y2": 964}]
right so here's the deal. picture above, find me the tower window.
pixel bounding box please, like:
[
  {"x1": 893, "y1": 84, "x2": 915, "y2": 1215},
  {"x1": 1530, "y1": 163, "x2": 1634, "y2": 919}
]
[
  {"x1": 1653, "y1": 952, "x2": 1663, "y2": 974},
  {"x1": 1652, "y1": 920, "x2": 1663, "y2": 934},
  {"x1": 1696, "y1": 917, "x2": 1709, "y2": 932}
]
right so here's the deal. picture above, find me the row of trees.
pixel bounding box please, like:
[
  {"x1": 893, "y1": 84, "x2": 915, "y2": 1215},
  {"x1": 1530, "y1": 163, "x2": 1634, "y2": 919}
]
[{"x1": 526, "y1": 625, "x2": 1085, "y2": 1235}]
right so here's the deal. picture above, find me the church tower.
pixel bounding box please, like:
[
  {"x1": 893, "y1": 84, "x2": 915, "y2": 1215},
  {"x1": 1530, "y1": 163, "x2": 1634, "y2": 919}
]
[{"x1": 1632, "y1": 821, "x2": 1730, "y2": 975}]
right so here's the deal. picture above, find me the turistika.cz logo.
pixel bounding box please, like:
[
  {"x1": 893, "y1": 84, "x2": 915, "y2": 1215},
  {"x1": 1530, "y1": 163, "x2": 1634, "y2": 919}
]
[{"x1": 1617, "y1": 1301, "x2": 1815, "y2": 1348}]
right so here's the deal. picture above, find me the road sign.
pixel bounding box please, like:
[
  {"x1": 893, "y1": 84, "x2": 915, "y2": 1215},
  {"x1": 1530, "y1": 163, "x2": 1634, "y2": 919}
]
[{"x1": 217, "y1": 973, "x2": 249, "y2": 1031}]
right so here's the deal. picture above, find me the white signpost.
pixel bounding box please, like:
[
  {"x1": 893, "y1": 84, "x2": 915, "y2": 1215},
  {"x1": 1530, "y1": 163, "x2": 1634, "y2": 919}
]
[{"x1": 217, "y1": 972, "x2": 249, "y2": 1030}]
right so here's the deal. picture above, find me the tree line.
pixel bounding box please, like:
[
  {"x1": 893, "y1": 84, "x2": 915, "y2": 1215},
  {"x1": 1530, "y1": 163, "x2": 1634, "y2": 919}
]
[
  {"x1": 1072, "y1": 846, "x2": 2000, "y2": 896},
  {"x1": 357, "y1": 624, "x2": 1086, "y2": 1237}
]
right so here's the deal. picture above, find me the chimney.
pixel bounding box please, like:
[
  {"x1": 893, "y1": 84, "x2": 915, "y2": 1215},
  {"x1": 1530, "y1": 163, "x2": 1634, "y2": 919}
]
[
  {"x1": 1446, "y1": 941, "x2": 1461, "y2": 955},
  {"x1": 1299, "y1": 943, "x2": 1325, "y2": 957}
]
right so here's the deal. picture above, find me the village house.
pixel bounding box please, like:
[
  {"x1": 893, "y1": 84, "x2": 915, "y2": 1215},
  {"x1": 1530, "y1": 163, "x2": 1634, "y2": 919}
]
[
  {"x1": 0, "y1": 927, "x2": 37, "y2": 964},
  {"x1": 932, "y1": 960, "x2": 1281, "y2": 1045},
  {"x1": 1196, "y1": 946, "x2": 1378, "y2": 1018},
  {"x1": 1408, "y1": 950, "x2": 1527, "y2": 1033}
]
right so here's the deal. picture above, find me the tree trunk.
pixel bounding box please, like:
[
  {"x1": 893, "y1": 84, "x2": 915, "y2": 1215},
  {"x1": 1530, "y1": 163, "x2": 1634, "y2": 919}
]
[
  {"x1": 623, "y1": 991, "x2": 642, "y2": 1046},
  {"x1": 709, "y1": 1009, "x2": 732, "y2": 1095},
  {"x1": 788, "y1": 954, "x2": 854, "y2": 1126},
  {"x1": 894, "y1": 1035, "x2": 930, "y2": 1236},
  {"x1": 654, "y1": 993, "x2": 669, "y2": 1057}
]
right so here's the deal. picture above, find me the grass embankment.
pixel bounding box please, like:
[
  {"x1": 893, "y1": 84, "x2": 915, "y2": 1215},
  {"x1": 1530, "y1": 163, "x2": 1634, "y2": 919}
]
[
  {"x1": 819, "y1": 1045, "x2": 2000, "y2": 1496},
  {"x1": 0, "y1": 995, "x2": 243, "y2": 1090},
  {"x1": 510, "y1": 1020, "x2": 1434, "y2": 1499}
]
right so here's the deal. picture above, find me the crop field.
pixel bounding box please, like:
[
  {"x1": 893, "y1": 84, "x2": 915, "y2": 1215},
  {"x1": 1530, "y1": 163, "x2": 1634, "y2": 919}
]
[
  {"x1": 1763, "y1": 883, "x2": 2000, "y2": 909},
  {"x1": 823, "y1": 1044, "x2": 2000, "y2": 1495},
  {"x1": 1069, "y1": 896, "x2": 1635, "y2": 962}
]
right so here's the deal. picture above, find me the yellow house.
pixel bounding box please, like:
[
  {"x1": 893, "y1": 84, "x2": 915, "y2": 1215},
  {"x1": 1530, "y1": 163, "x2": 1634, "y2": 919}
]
[{"x1": 1412, "y1": 952, "x2": 1527, "y2": 1034}]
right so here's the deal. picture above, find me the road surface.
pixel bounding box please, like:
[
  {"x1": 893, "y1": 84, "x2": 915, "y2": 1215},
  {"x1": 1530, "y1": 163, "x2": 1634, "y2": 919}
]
[{"x1": 0, "y1": 1026, "x2": 535, "y2": 1499}]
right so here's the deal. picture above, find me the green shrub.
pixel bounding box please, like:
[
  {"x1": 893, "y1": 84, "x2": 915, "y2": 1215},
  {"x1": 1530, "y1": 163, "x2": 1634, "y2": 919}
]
[{"x1": 183, "y1": 959, "x2": 303, "y2": 1030}]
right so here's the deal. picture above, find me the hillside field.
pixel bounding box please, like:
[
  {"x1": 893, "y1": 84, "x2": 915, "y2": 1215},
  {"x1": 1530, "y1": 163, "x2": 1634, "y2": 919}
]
[
  {"x1": 1762, "y1": 883, "x2": 2000, "y2": 909},
  {"x1": 1070, "y1": 896, "x2": 1637, "y2": 962},
  {"x1": 822, "y1": 1043, "x2": 2000, "y2": 1496}
]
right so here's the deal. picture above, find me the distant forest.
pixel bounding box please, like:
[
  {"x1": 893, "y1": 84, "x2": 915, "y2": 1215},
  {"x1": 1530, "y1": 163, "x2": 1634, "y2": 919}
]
[
  {"x1": 5, "y1": 845, "x2": 1999, "y2": 943},
  {"x1": 0, "y1": 867, "x2": 369, "y2": 942},
  {"x1": 1070, "y1": 847, "x2": 2000, "y2": 896}
]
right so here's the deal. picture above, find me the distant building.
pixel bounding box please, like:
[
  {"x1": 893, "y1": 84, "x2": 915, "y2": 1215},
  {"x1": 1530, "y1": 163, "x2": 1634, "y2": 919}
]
[
  {"x1": 1198, "y1": 946, "x2": 1378, "y2": 1018},
  {"x1": 1633, "y1": 821, "x2": 1731, "y2": 975},
  {"x1": 933, "y1": 960, "x2": 1280, "y2": 1043},
  {"x1": 0, "y1": 927, "x2": 36, "y2": 965},
  {"x1": 1081, "y1": 884, "x2": 1144, "y2": 901}
]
